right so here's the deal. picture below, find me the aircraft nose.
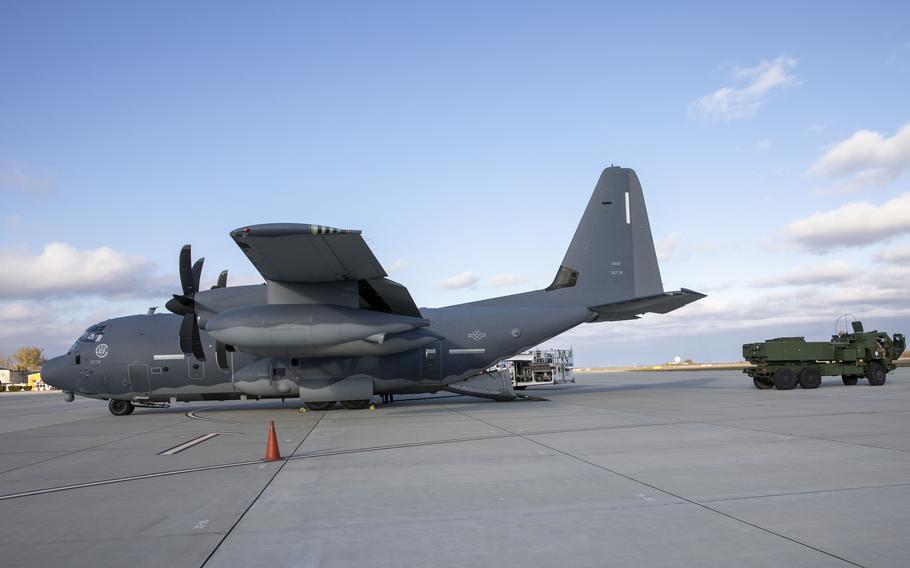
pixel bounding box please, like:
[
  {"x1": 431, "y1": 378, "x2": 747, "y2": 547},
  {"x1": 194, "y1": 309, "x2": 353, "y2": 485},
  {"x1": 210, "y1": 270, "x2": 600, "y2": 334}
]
[{"x1": 42, "y1": 356, "x2": 73, "y2": 392}]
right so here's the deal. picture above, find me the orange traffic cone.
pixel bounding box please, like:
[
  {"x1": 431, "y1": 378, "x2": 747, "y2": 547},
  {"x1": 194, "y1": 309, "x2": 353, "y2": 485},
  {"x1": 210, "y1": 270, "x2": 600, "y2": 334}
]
[{"x1": 263, "y1": 420, "x2": 282, "y2": 461}]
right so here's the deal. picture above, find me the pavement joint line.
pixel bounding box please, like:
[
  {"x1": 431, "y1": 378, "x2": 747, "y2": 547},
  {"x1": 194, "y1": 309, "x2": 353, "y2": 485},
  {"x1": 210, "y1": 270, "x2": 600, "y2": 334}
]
[
  {"x1": 200, "y1": 412, "x2": 326, "y2": 567},
  {"x1": 0, "y1": 458, "x2": 267, "y2": 501},
  {"x1": 0, "y1": 415, "x2": 195, "y2": 477},
  {"x1": 708, "y1": 420, "x2": 910, "y2": 457},
  {"x1": 698, "y1": 480, "x2": 910, "y2": 504},
  {"x1": 444, "y1": 405, "x2": 867, "y2": 568}
]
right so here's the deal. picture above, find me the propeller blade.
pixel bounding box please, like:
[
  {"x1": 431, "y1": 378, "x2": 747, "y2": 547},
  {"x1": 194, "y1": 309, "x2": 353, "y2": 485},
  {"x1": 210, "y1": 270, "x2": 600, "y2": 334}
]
[
  {"x1": 191, "y1": 318, "x2": 206, "y2": 361},
  {"x1": 212, "y1": 270, "x2": 228, "y2": 290},
  {"x1": 190, "y1": 258, "x2": 204, "y2": 295},
  {"x1": 215, "y1": 341, "x2": 228, "y2": 371},
  {"x1": 179, "y1": 245, "x2": 194, "y2": 295},
  {"x1": 179, "y1": 314, "x2": 195, "y2": 354}
]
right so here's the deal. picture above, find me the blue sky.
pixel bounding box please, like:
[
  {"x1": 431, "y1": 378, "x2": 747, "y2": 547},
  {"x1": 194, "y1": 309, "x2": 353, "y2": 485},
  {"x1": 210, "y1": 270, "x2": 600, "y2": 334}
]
[{"x1": 2, "y1": 1, "x2": 909, "y2": 365}]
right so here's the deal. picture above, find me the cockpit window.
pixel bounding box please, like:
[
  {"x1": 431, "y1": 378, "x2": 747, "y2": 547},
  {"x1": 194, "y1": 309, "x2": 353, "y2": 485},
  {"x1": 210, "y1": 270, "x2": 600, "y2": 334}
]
[{"x1": 77, "y1": 325, "x2": 106, "y2": 344}]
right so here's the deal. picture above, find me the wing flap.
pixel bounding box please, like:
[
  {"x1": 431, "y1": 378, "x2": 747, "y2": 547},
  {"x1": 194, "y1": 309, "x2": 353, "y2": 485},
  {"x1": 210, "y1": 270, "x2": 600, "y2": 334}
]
[{"x1": 359, "y1": 278, "x2": 422, "y2": 318}]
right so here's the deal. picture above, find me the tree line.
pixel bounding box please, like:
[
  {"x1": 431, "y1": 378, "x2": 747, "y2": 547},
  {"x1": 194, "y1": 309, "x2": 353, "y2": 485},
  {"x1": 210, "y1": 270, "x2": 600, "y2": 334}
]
[{"x1": 0, "y1": 347, "x2": 46, "y2": 371}]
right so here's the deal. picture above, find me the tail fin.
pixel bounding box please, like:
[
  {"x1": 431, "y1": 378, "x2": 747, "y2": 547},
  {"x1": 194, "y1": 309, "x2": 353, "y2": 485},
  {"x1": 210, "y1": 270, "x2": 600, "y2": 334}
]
[
  {"x1": 548, "y1": 167, "x2": 663, "y2": 303},
  {"x1": 466, "y1": 165, "x2": 704, "y2": 316}
]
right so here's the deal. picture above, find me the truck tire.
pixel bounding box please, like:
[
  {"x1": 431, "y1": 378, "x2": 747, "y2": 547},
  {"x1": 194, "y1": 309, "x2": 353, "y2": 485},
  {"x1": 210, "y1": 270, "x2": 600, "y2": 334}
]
[
  {"x1": 753, "y1": 377, "x2": 773, "y2": 389},
  {"x1": 772, "y1": 368, "x2": 798, "y2": 390},
  {"x1": 842, "y1": 375, "x2": 858, "y2": 386},
  {"x1": 798, "y1": 367, "x2": 822, "y2": 389},
  {"x1": 866, "y1": 362, "x2": 886, "y2": 386}
]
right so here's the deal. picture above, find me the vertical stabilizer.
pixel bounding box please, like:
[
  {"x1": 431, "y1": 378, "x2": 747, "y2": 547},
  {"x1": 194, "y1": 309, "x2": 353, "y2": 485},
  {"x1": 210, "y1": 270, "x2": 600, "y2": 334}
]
[{"x1": 547, "y1": 167, "x2": 664, "y2": 306}]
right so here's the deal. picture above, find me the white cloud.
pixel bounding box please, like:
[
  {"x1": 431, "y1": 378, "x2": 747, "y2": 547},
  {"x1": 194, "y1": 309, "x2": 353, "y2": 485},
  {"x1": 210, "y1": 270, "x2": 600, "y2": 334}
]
[
  {"x1": 873, "y1": 263, "x2": 910, "y2": 289},
  {"x1": 876, "y1": 244, "x2": 910, "y2": 263},
  {"x1": 0, "y1": 299, "x2": 137, "y2": 356},
  {"x1": 386, "y1": 257, "x2": 409, "y2": 274},
  {"x1": 439, "y1": 270, "x2": 478, "y2": 289},
  {"x1": 807, "y1": 123, "x2": 910, "y2": 192},
  {"x1": 751, "y1": 261, "x2": 853, "y2": 287},
  {"x1": 0, "y1": 242, "x2": 168, "y2": 299},
  {"x1": 784, "y1": 192, "x2": 910, "y2": 253},
  {"x1": 689, "y1": 56, "x2": 798, "y2": 121},
  {"x1": 655, "y1": 232, "x2": 682, "y2": 261},
  {"x1": 654, "y1": 233, "x2": 718, "y2": 261},
  {"x1": 487, "y1": 273, "x2": 529, "y2": 287},
  {"x1": 0, "y1": 165, "x2": 54, "y2": 194}
]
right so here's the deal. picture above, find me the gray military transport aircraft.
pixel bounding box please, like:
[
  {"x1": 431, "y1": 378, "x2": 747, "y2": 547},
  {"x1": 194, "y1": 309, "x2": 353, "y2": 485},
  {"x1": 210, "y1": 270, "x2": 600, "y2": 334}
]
[{"x1": 43, "y1": 167, "x2": 704, "y2": 415}]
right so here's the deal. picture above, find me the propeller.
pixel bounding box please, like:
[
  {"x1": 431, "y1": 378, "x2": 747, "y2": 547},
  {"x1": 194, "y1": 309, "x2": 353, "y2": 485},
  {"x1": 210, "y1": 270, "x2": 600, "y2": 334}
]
[
  {"x1": 212, "y1": 270, "x2": 228, "y2": 290},
  {"x1": 165, "y1": 245, "x2": 207, "y2": 361},
  {"x1": 211, "y1": 270, "x2": 229, "y2": 370}
]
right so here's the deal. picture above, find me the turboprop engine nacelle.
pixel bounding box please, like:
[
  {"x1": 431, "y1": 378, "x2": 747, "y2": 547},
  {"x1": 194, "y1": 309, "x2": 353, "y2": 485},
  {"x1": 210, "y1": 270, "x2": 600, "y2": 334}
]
[{"x1": 205, "y1": 304, "x2": 430, "y2": 357}]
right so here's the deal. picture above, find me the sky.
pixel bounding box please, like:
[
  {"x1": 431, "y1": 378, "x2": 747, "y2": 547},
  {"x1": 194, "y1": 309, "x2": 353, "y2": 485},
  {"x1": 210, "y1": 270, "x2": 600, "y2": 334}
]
[{"x1": 2, "y1": 1, "x2": 909, "y2": 365}]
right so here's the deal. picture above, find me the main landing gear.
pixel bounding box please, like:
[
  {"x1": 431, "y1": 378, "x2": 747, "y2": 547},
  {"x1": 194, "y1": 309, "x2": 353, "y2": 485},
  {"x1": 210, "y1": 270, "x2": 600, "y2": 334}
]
[{"x1": 108, "y1": 399, "x2": 135, "y2": 416}]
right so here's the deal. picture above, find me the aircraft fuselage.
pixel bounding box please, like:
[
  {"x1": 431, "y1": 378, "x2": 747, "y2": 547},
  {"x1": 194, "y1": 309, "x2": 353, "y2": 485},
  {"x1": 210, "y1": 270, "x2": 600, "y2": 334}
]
[{"x1": 43, "y1": 294, "x2": 592, "y2": 404}]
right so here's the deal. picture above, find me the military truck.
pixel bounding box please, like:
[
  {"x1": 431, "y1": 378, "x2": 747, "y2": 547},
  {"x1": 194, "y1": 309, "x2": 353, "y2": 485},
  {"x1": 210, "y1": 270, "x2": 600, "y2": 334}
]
[{"x1": 743, "y1": 321, "x2": 905, "y2": 390}]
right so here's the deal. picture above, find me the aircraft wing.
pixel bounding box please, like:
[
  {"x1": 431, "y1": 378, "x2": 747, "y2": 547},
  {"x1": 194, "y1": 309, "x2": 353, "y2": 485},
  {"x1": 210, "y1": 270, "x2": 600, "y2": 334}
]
[
  {"x1": 230, "y1": 223, "x2": 422, "y2": 317},
  {"x1": 587, "y1": 288, "x2": 705, "y2": 322}
]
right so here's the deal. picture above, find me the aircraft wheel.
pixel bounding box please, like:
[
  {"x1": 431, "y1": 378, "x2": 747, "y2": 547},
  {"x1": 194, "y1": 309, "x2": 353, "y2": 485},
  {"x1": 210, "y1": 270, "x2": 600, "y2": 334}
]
[
  {"x1": 797, "y1": 367, "x2": 822, "y2": 389},
  {"x1": 772, "y1": 368, "x2": 798, "y2": 390},
  {"x1": 340, "y1": 399, "x2": 372, "y2": 410},
  {"x1": 866, "y1": 362, "x2": 886, "y2": 386},
  {"x1": 108, "y1": 399, "x2": 134, "y2": 416},
  {"x1": 753, "y1": 376, "x2": 773, "y2": 389},
  {"x1": 303, "y1": 401, "x2": 336, "y2": 411},
  {"x1": 842, "y1": 375, "x2": 859, "y2": 386}
]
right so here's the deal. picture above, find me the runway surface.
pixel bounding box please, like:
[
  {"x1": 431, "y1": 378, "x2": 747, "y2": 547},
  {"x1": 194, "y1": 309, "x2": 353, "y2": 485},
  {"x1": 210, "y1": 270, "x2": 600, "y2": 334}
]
[{"x1": 2, "y1": 369, "x2": 910, "y2": 567}]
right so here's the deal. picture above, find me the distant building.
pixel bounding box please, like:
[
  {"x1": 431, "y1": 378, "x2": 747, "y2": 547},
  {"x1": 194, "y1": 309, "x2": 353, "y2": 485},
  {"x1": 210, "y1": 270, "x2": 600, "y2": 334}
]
[
  {"x1": 0, "y1": 368, "x2": 29, "y2": 385},
  {"x1": 28, "y1": 372, "x2": 48, "y2": 389}
]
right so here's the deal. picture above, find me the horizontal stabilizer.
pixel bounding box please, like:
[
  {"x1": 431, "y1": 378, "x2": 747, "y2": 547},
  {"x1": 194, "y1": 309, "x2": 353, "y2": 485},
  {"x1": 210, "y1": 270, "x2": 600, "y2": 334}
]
[{"x1": 588, "y1": 288, "x2": 705, "y2": 322}]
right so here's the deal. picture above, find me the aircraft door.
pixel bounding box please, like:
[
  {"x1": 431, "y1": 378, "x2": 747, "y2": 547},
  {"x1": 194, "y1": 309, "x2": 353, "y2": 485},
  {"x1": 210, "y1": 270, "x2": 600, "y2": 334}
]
[
  {"x1": 420, "y1": 341, "x2": 444, "y2": 383},
  {"x1": 128, "y1": 364, "x2": 150, "y2": 395}
]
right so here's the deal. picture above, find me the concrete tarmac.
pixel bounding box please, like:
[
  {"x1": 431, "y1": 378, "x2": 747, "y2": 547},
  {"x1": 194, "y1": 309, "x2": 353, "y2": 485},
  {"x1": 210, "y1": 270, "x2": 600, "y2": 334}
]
[{"x1": 2, "y1": 369, "x2": 910, "y2": 567}]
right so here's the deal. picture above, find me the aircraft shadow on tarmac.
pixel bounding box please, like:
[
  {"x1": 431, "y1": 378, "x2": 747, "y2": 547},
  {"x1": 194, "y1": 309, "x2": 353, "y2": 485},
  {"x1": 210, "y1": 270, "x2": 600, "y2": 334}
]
[{"x1": 111, "y1": 377, "x2": 724, "y2": 419}]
